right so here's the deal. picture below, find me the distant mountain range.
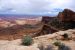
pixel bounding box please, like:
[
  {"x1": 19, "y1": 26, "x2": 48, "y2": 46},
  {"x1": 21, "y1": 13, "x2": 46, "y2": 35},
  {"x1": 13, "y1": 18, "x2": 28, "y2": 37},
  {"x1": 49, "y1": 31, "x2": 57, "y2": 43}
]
[{"x1": 0, "y1": 13, "x2": 57, "y2": 18}]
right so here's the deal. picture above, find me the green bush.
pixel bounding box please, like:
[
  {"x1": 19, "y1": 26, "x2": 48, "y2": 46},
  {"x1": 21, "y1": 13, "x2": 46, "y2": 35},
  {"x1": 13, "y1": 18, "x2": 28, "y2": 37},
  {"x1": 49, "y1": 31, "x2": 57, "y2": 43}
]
[
  {"x1": 53, "y1": 41, "x2": 62, "y2": 46},
  {"x1": 22, "y1": 35, "x2": 33, "y2": 46},
  {"x1": 62, "y1": 33, "x2": 69, "y2": 40},
  {"x1": 53, "y1": 41, "x2": 71, "y2": 50}
]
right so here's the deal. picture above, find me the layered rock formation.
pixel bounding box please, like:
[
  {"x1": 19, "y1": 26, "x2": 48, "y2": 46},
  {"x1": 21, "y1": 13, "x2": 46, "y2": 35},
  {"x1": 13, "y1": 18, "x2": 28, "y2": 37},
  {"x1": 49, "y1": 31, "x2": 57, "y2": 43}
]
[
  {"x1": 42, "y1": 16, "x2": 55, "y2": 24},
  {"x1": 58, "y1": 9, "x2": 75, "y2": 22},
  {"x1": 37, "y1": 16, "x2": 58, "y2": 36},
  {"x1": 0, "y1": 9, "x2": 75, "y2": 40},
  {"x1": 49, "y1": 9, "x2": 75, "y2": 30}
]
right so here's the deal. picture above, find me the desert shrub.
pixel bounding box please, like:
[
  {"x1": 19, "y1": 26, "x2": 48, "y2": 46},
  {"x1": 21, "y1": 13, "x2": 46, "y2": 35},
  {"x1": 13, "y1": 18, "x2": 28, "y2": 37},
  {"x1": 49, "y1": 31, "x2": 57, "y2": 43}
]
[
  {"x1": 53, "y1": 41, "x2": 62, "y2": 46},
  {"x1": 22, "y1": 35, "x2": 33, "y2": 46},
  {"x1": 53, "y1": 41, "x2": 71, "y2": 50},
  {"x1": 58, "y1": 44, "x2": 71, "y2": 50},
  {"x1": 38, "y1": 43, "x2": 53, "y2": 50},
  {"x1": 62, "y1": 33, "x2": 69, "y2": 40}
]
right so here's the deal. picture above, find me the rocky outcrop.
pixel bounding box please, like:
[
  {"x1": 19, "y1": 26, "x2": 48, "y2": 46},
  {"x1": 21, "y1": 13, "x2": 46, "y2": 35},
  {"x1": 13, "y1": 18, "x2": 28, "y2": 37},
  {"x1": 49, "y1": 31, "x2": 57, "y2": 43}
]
[
  {"x1": 58, "y1": 9, "x2": 75, "y2": 22},
  {"x1": 34, "y1": 29, "x2": 75, "y2": 41},
  {"x1": 34, "y1": 29, "x2": 75, "y2": 50},
  {"x1": 37, "y1": 16, "x2": 58, "y2": 36},
  {"x1": 37, "y1": 25, "x2": 58, "y2": 36},
  {"x1": 42, "y1": 16, "x2": 55, "y2": 24}
]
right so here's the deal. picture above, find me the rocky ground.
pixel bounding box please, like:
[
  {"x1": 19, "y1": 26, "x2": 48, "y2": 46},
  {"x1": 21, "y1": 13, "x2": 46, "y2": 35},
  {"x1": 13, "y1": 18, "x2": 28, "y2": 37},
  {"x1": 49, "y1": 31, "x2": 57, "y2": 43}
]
[
  {"x1": 0, "y1": 39, "x2": 39, "y2": 50},
  {"x1": 0, "y1": 29, "x2": 75, "y2": 50}
]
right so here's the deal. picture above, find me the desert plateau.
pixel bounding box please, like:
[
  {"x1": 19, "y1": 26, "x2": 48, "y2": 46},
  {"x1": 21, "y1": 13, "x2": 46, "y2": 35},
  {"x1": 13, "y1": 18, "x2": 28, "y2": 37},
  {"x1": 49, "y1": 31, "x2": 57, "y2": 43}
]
[{"x1": 0, "y1": 9, "x2": 75, "y2": 50}]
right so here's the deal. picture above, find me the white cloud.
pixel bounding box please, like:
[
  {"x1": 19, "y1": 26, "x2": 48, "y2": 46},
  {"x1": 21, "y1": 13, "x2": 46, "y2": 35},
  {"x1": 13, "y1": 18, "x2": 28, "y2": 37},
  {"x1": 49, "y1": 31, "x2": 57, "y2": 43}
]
[{"x1": 0, "y1": 0, "x2": 74, "y2": 15}]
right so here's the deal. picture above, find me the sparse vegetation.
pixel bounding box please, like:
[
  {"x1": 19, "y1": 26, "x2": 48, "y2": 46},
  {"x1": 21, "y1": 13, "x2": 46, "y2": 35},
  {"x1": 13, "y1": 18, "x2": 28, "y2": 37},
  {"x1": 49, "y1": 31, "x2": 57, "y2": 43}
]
[
  {"x1": 22, "y1": 35, "x2": 33, "y2": 46},
  {"x1": 53, "y1": 40, "x2": 62, "y2": 46},
  {"x1": 53, "y1": 40, "x2": 71, "y2": 50},
  {"x1": 62, "y1": 33, "x2": 69, "y2": 40},
  {"x1": 50, "y1": 18, "x2": 62, "y2": 29},
  {"x1": 58, "y1": 44, "x2": 71, "y2": 50},
  {"x1": 50, "y1": 18, "x2": 75, "y2": 30}
]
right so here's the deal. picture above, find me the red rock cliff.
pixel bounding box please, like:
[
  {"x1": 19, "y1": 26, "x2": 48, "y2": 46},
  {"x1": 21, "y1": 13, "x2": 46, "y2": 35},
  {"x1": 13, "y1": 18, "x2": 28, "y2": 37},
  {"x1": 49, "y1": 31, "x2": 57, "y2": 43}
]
[{"x1": 58, "y1": 9, "x2": 75, "y2": 22}]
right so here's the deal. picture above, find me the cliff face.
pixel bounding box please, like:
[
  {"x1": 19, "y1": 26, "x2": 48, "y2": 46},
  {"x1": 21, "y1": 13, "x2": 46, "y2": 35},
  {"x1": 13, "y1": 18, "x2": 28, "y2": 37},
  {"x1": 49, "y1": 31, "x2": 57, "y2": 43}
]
[
  {"x1": 58, "y1": 9, "x2": 75, "y2": 22},
  {"x1": 37, "y1": 16, "x2": 58, "y2": 36},
  {"x1": 42, "y1": 16, "x2": 54, "y2": 24},
  {"x1": 41, "y1": 9, "x2": 75, "y2": 31}
]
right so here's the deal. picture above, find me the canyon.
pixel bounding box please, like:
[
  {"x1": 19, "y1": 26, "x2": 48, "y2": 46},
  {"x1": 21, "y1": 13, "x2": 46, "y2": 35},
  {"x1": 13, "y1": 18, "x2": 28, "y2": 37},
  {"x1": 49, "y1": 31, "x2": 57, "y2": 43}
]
[
  {"x1": 0, "y1": 9, "x2": 75, "y2": 40},
  {"x1": 0, "y1": 9, "x2": 75, "y2": 50}
]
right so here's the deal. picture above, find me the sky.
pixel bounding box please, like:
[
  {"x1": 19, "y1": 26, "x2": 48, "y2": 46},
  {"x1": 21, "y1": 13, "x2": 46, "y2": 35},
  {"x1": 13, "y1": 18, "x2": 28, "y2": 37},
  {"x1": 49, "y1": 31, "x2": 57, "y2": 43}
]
[{"x1": 0, "y1": 0, "x2": 74, "y2": 16}]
